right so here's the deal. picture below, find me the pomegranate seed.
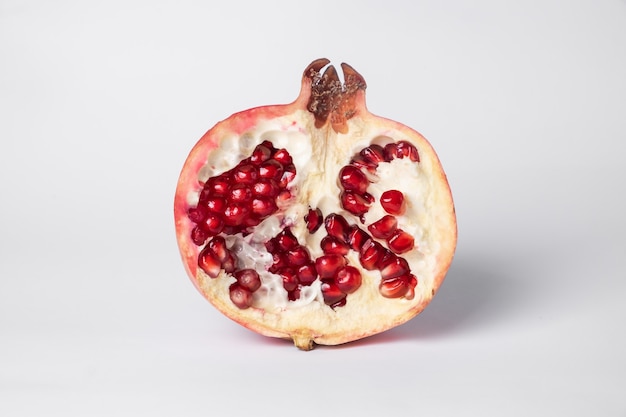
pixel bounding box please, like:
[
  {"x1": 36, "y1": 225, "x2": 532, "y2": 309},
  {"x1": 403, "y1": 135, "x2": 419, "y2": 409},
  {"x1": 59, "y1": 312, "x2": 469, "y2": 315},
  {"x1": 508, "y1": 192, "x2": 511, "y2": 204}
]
[
  {"x1": 187, "y1": 206, "x2": 207, "y2": 223},
  {"x1": 228, "y1": 184, "x2": 252, "y2": 203},
  {"x1": 198, "y1": 247, "x2": 221, "y2": 278},
  {"x1": 279, "y1": 164, "x2": 296, "y2": 187},
  {"x1": 203, "y1": 177, "x2": 229, "y2": 197},
  {"x1": 229, "y1": 283, "x2": 253, "y2": 309},
  {"x1": 278, "y1": 268, "x2": 299, "y2": 292},
  {"x1": 359, "y1": 239, "x2": 385, "y2": 270},
  {"x1": 251, "y1": 197, "x2": 278, "y2": 217},
  {"x1": 320, "y1": 236, "x2": 350, "y2": 255},
  {"x1": 330, "y1": 297, "x2": 347, "y2": 309},
  {"x1": 404, "y1": 286, "x2": 415, "y2": 300},
  {"x1": 339, "y1": 165, "x2": 369, "y2": 193},
  {"x1": 191, "y1": 226, "x2": 209, "y2": 246},
  {"x1": 397, "y1": 141, "x2": 419, "y2": 161},
  {"x1": 405, "y1": 274, "x2": 418, "y2": 300},
  {"x1": 305, "y1": 207, "x2": 323, "y2": 233},
  {"x1": 297, "y1": 263, "x2": 318, "y2": 286},
  {"x1": 275, "y1": 229, "x2": 298, "y2": 251},
  {"x1": 221, "y1": 225, "x2": 239, "y2": 235},
  {"x1": 383, "y1": 141, "x2": 418, "y2": 161},
  {"x1": 387, "y1": 229, "x2": 415, "y2": 254},
  {"x1": 374, "y1": 248, "x2": 397, "y2": 271},
  {"x1": 367, "y1": 215, "x2": 398, "y2": 240},
  {"x1": 334, "y1": 265, "x2": 362, "y2": 294},
  {"x1": 340, "y1": 191, "x2": 371, "y2": 218},
  {"x1": 382, "y1": 142, "x2": 399, "y2": 161},
  {"x1": 277, "y1": 190, "x2": 292, "y2": 203},
  {"x1": 207, "y1": 236, "x2": 228, "y2": 261},
  {"x1": 360, "y1": 144, "x2": 385, "y2": 165},
  {"x1": 380, "y1": 190, "x2": 405, "y2": 215},
  {"x1": 379, "y1": 275, "x2": 411, "y2": 299},
  {"x1": 222, "y1": 252, "x2": 237, "y2": 273},
  {"x1": 204, "y1": 196, "x2": 227, "y2": 213},
  {"x1": 252, "y1": 179, "x2": 280, "y2": 197},
  {"x1": 233, "y1": 164, "x2": 258, "y2": 184},
  {"x1": 244, "y1": 216, "x2": 261, "y2": 228},
  {"x1": 347, "y1": 225, "x2": 370, "y2": 250},
  {"x1": 380, "y1": 256, "x2": 410, "y2": 280},
  {"x1": 250, "y1": 143, "x2": 272, "y2": 164},
  {"x1": 350, "y1": 154, "x2": 377, "y2": 173},
  {"x1": 287, "y1": 246, "x2": 310, "y2": 266},
  {"x1": 264, "y1": 238, "x2": 276, "y2": 253},
  {"x1": 198, "y1": 188, "x2": 211, "y2": 203},
  {"x1": 201, "y1": 213, "x2": 224, "y2": 235},
  {"x1": 197, "y1": 188, "x2": 210, "y2": 203},
  {"x1": 273, "y1": 148, "x2": 292, "y2": 165},
  {"x1": 315, "y1": 254, "x2": 347, "y2": 280},
  {"x1": 258, "y1": 160, "x2": 283, "y2": 180},
  {"x1": 269, "y1": 252, "x2": 288, "y2": 273},
  {"x1": 235, "y1": 269, "x2": 261, "y2": 292},
  {"x1": 288, "y1": 288, "x2": 301, "y2": 301},
  {"x1": 324, "y1": 213, "x2": 350, "y2": 242},
  {"x1": 321, "y1": 282, "x2": 346, "y2": 306},
  {"x1": 223, "y1": 203, "x2": 250, "y2": 226}
]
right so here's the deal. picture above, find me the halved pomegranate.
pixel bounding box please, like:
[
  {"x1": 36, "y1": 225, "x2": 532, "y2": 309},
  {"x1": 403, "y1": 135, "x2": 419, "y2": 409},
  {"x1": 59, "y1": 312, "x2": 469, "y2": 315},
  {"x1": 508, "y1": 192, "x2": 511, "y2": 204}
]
[{"x1": 174, "y1": 58, "x2": 457, "y2": 350}]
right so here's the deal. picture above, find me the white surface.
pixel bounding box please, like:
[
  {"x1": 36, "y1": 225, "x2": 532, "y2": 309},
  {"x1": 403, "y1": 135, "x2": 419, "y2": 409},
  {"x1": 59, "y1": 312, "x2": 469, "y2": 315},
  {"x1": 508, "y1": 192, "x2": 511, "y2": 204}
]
[{"x1": 1, "y1": 0, "x2": 625, "y2": 415}]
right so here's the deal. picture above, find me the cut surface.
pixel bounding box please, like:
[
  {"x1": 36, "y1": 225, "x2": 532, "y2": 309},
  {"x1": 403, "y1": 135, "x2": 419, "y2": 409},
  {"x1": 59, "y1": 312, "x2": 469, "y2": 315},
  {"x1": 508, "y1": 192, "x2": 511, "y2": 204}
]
[{"x1": 174, "y1": 59, "x2": 457, "y2": 350}]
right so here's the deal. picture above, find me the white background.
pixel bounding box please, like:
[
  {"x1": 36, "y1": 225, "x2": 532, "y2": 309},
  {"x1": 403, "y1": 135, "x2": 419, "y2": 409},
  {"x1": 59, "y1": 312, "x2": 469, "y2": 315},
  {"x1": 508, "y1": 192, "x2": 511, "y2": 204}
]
[{"x1": 1, "y1": 0, "x2": 625, "y2": 415}]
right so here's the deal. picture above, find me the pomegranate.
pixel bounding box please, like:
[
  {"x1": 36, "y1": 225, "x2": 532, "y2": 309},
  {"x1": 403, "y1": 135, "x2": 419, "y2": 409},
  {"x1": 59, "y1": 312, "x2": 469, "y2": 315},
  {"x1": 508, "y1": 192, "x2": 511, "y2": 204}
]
[{"x1": 174, "y1": 58, "x2": 457, "y2": 350}]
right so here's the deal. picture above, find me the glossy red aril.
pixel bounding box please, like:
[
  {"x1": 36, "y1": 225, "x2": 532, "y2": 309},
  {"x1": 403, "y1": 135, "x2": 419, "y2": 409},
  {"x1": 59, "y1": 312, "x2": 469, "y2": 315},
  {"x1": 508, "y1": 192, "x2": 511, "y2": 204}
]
[
  {"x1": 174, "y1": 58, "x2": 457, "y2": 350},
  {"x1": 380, "y1": 190, "x2": 405, "y2": 215},
  {"x1": 368, "y1": 215, "x2": 398, "y2": 240},
  {"x1": 335, "y1": 266, "x2": 362, "y2": 294}
]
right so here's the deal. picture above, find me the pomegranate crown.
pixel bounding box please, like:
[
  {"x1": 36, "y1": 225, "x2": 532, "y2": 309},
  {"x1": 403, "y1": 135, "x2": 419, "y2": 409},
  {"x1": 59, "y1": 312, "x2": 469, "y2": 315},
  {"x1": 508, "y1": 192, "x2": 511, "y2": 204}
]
[{"x1": 303, "y1": 58, "x2": 367, "y2": 134}]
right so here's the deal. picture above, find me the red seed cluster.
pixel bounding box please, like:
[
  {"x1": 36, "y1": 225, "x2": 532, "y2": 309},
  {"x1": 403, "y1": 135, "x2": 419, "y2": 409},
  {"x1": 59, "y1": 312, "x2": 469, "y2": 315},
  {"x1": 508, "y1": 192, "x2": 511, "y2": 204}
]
[
  {"x1": 265, "y1": 228, "x2": 318, "y2": 301},
  {"x1": 339, "y1": 141, "x2": 419, "y2": 221},
  {"x1": 198, "y1": 236, "x2": 237, "y2": 279},
  {"x1": 188, "y1": 140, "x2": 296, "y2": 247},
  {"x1": 368, "y1": 214, "x2": 415, "y2": 255},
  {"x1": 191, "y1": 140, "x2": 420, "y2": 311},
  {"x1": 320, "y1": 214, "x2": 416, "y2": 303},
  {"x1": 228, "y1": 269, "x2": 262, "y2": 309}
]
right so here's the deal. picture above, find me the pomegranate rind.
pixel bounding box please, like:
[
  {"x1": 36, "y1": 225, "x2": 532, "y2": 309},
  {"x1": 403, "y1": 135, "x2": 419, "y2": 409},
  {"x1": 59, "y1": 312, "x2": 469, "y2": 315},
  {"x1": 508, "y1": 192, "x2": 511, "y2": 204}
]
[{"x1": 174, "y1": 61, "x2": 457, "y2": 350}]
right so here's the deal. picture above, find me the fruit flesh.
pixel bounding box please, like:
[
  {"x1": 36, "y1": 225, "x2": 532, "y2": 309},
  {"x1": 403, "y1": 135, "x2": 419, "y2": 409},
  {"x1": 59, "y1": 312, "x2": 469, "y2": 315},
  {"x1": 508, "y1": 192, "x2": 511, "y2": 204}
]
[{"x1": 174, "y1": 59, "x2": 456, "y2": 350}]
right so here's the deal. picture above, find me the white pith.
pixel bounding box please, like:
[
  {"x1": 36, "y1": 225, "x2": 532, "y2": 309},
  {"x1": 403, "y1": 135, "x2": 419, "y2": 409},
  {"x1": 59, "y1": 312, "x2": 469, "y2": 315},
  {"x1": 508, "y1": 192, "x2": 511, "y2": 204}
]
[{"x1": 190, "y1": 111, "x2": 440, "y2": 314}]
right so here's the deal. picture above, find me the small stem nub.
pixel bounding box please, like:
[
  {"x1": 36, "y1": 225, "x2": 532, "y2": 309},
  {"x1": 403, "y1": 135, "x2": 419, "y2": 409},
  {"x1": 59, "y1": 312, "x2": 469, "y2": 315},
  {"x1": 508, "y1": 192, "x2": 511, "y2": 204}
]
[{"x1": 292, "y1": 331, "x2": 315, "y2": 351}]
